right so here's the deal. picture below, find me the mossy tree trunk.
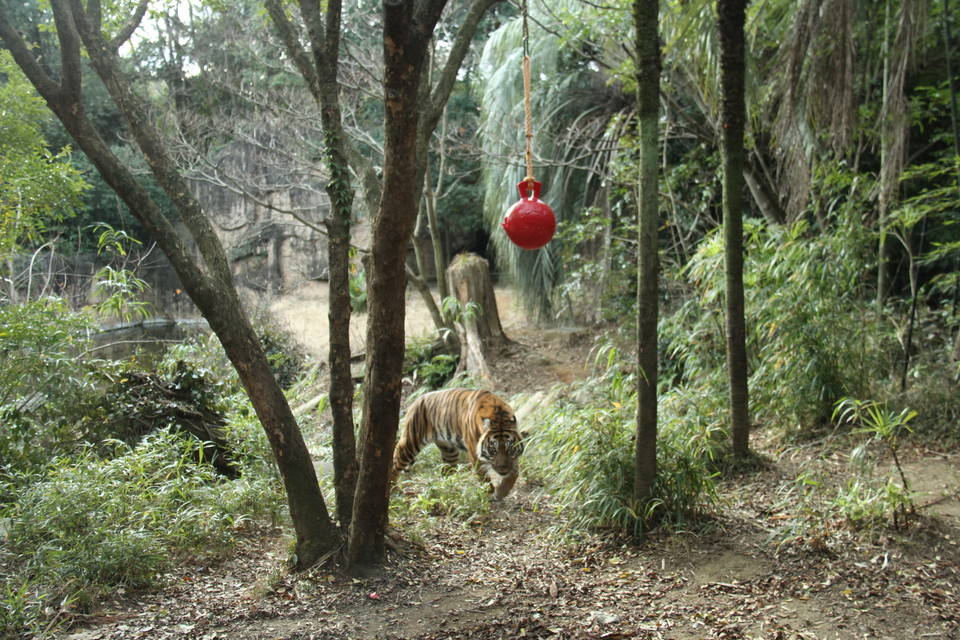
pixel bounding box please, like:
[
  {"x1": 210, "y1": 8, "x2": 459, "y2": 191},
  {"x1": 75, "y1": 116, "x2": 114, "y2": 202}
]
[
  {"x1": 264, "y1": 0, "x2": 359, "y2": 533},
  {"x1": 633, "y1": 0, "x2": 660, "y2": 513},
  {"x1": 718, "y1": 0, "x2": 751, "y2": 457}
]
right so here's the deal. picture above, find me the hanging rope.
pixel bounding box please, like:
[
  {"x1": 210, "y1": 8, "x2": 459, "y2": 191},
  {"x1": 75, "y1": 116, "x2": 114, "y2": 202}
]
[
  {"x1": 522, "y1": 0, "x2": 535, "y2": 191},
  {"x1": 501, "y1": 0, "x2": 556, "y2": 251}
]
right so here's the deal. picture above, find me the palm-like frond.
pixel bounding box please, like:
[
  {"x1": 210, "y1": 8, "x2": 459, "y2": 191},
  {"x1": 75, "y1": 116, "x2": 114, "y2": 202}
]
[{"x1": 478, "y1": 0, "x2": 624, "y2": 320}]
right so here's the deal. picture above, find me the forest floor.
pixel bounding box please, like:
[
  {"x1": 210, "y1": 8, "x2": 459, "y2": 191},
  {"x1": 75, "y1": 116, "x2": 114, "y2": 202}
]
[{"x1": 59, "y1": 285, "x2": 960, "y2": 640}]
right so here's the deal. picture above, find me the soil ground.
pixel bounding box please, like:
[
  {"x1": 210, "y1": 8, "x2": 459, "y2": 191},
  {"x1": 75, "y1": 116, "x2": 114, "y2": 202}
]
[{"x1": 59, "y1": 284, "x2": 960, "y2": 640}]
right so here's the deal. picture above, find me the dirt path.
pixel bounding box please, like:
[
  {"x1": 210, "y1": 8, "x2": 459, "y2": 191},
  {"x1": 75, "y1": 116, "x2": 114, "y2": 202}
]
[
  {"x1": 269, "y1": 281, "x2": 438, "y2": 361},
  {"x1": 60, "y1": 456, "x2": 960, "y2": 640},
  {"x1": 59, "y1": 285, "x2": 960, "y2": 640},
  {"x1": 269, "y1": 282, "x2": 526, "y2": 360}
]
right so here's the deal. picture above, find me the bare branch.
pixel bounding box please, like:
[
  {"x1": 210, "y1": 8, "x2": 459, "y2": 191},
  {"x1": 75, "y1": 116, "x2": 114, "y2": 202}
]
[
  {"x1": 425, "y1": 0, "x2": 502, "y2": 133},
  {"x1": 109, "y1": 0, "x2": 149, "y2": 52},
  {"x1": 0, "y1": 3, "x2": 61, "y2": 101},
  {"x1": 264, "y1": 0, "x2": 320, "y2": 100},
  {"x1": 50, "y1": 0, "x2": 83, "y2": 103}
]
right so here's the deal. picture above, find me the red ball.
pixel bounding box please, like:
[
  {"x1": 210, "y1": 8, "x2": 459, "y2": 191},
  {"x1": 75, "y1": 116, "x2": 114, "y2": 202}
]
[{"x1": 502, "y1": 180, "x2": 556, "y2": 250}]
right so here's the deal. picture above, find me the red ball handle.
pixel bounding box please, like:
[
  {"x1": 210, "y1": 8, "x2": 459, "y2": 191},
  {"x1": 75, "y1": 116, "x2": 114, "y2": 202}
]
[{"x1": 518, "y1": 179, "x2": 542, "y2": 200}]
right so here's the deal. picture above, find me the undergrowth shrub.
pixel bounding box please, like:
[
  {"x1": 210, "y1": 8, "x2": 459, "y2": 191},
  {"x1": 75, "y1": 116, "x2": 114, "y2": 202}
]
[
  {"x1": 161, "y1": 312, "x2": 308, "y2": 391},
  {"x1": 773, "y1": 398, "x2": 920, "y2": 551},
  {"x1": 403, "y1": 336, "x2": 458, "y2": 389},
  {"x1": 0, "y1": 300, "x2": 287, "y2": 485},
  {"x1": 255, "y1": 315, "x2": 309, "y2": 390},
  {"x1": 0, "y1": 302, "x2": 290, "y2": 637},
  {"x1": 774, "y1": 457, "x2": 916, "y2": 552},
  {"x1": 157, "y1": 336, "x2": 282, "y2": 477},
  {"x1": 0, "y1": 431, "x2": 283, "y2": 637},
  {"x1": 525, "y1": 345, "x2": 721, "y2": 539},
  {"x1": 890, "y1": 307, "x2": 960, "y2": 441},
  {"x1": 665, "y1": 217, "x2": 895, "y2": 435},
  {"x1": 390, "y1": 444, "x2": 491, "y2": 542},
  {"x1": 0, "y1": 299, "x2": 97, "y2": 480}
]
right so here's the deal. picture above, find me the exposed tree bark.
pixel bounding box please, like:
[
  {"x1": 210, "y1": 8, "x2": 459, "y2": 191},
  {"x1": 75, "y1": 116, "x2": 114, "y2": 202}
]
[
  {"x1": 633, "y1": 0, "x2": 660, "y2": 512},
  {"x1": 346, "y1": 0, "x2": 449, "y2": 575},
  {"x1": 718, "y1": 0, "x2": 751, "y2": 457},
  {"x1": 446, "y1": 252, "x2": 507, "y2": 382},
  {"x1": 457, "y1": 311, "x2": 493, "y2": 383},
  {"x1": 0, "y1": 0, "x2": 340, "y2": 566},
  {"x1": 426, "y1": 108, "x2": 451, "y2": 302},
  {"x1": 447, "y1": 253, "x2": 507, "y2": 345},
  {"x1": 263, "y1": 0, "x2": 359, "y2": 532},
  {"x1": 877, "y1": 0, "x2": 923, "y2": 305},
  {"x1": 744, "y1": 156, "x2": 787, "y2": 226}
]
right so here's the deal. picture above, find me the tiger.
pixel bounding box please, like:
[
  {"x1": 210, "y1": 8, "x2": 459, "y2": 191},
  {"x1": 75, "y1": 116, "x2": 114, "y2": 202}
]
[{"x1": 391, "y1": 388, "x2": 526, "y2": 500}]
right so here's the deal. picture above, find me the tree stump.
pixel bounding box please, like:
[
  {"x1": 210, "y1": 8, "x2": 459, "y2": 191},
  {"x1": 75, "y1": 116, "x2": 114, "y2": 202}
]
[{"x1": 446, "y1": 253, "x2": 509, "y2": 382}]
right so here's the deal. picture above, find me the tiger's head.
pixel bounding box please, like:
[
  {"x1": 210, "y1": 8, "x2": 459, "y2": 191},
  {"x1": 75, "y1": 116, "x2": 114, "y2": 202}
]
[{"x1": 477, "y1": 402, "x2": 526, "y2": 476}]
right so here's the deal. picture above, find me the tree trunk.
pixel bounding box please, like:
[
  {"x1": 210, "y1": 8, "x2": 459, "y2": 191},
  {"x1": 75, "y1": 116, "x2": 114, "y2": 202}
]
[
  {"x1": 633, "y1": 0, "x2": 660, "y2": 513},
  {"x1": 0, "y1": 0, "x2": 341, "y2": 567},
  {"x1": 744, "y1": 157, "x2": 787, "y2": 226},
  {"x1": 344, "y1": 0, "x2": 501, "y2": 338},
  {"x1": 446, "y1": 252, "x2": 507, "y2": 382},
  {"x1": 877, "y1": 0, "x2": 894, "y2": 306},
  {"x1": 447, "y1": 253, "x2": 508, "y2": 346},
  {"x1": 718, "y1": 0, "x2": 751, "y2": 457},
  {"x1": 877, "y1": 0, "x2": 922, "y2": 304},
  {"x1": 319, "y1": 52, "x2": 360, "y2": 533},
  {"x1": 426, "y1": 109, "x2": 451, "y2": 302},
  {"x1": 346, "y1": 0, "x2": 449, "y2": 575},
  {"x1": 264, "y1": 0, "x2": 359, "y2": 531}
]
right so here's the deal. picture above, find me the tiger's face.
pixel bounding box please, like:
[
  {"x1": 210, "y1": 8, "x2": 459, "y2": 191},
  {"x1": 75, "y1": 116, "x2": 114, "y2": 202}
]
[{"x1": 478, "y1": 408, "x2": 525, "y2": 476}]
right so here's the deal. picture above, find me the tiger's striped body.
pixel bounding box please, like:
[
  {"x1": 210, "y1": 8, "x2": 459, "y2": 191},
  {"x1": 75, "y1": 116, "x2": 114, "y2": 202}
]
[{"x1": 392, "y1": 389, "x2": 525, "y2": 500}]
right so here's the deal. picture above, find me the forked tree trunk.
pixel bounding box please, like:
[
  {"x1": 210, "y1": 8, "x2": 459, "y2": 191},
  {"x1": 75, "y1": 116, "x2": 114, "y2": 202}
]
[
  {"x1": 346, "y1": 0, "x2": 501, "y2": 338},
  {"x1": 446, "y1": 253, "x2": 508, "y2": 382}
]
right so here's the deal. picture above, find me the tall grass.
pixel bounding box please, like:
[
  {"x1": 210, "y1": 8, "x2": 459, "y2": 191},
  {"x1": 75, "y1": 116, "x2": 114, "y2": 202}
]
[
  {"x1": 0, "y1": 301, "x2": 297, "y2": 637},
  {"x1": 0, "y1": 431, "x2": 283, "y2": 637},
  {"x1": 389, "y1": 442, "x2": 493, "y2": 545},
  {"x1": 0, "y1": 299, "x2": 98, "y2": 480},
  {"x1": 664, "y1": 218, "x2": 895, "y2": 435},
  {"x1": 524, "y1": 345, "x2": 721, "y2": 539}
]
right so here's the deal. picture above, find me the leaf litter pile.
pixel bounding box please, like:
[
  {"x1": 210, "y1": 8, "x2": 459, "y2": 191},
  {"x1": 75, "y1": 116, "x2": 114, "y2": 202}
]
[{"x1": 61, "y1": 446, "x2": 960, "y2": 640}]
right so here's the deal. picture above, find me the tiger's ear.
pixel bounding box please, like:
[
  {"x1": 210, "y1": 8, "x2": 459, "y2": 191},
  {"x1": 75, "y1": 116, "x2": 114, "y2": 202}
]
[{"x1": 482, "y1": 417, "x2": 492, "y2": 428}]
